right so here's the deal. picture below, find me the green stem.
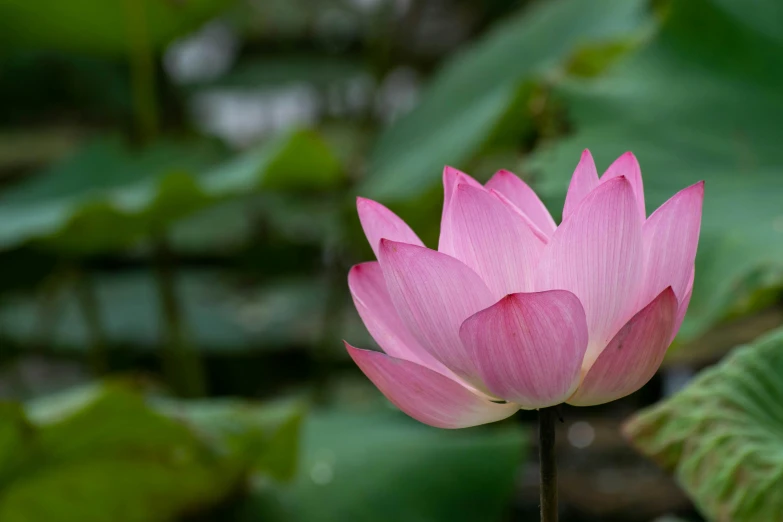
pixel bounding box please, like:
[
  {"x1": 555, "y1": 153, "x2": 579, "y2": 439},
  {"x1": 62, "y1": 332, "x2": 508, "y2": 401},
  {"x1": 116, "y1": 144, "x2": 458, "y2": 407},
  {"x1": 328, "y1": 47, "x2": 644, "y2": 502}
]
[
  {"x1": 74, "y1": 268, "x2": 109, "y2": 375},
  {"x1": 153, "y1": 235, "x2": 206, "y2": 397},
  {"x1": 539, "y1": 406, "x2": 558, "y2": 522},
  {"x1": 124, "y1": 0, "x2": 158, "y2": 142}
]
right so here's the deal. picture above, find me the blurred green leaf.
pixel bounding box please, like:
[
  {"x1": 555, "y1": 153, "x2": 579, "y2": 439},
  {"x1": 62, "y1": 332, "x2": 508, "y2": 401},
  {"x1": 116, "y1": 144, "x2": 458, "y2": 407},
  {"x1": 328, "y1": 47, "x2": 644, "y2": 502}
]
[
  {"x1": 361, "y1": 0, "x2": 649, "y2": 201},
  {"x1": 0, "y1": 0, "x2": 233, "y2": 55},
  {"x1": 250, "y1": 410, "x2": 525, "y2": 522},
  {"x1": 0, "y1": 382, "x2": 308, "y2": 522},
  {"x1": 154, "y1": 397, "x2": 305, "y2": 482},
  {"x1": 624, "y1": 326, "x2": 783, "y2": 521},
  {"x1": 0, "y1": 382, "x2": 253, "y2": 522},
  {"x1": 0, "y1": 129, "x2": 341, "y2": 253},
  {"x1": 531, "y1": 0, "x2": 783, "y2": 341}
]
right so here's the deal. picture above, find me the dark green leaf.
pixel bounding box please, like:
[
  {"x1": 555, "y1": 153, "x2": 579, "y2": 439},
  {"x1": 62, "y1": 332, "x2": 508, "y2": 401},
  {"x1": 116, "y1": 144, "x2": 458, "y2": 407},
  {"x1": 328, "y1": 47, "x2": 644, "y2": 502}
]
[{"x1": 624, "y1": 327, "x2": 783, "y2": 521}]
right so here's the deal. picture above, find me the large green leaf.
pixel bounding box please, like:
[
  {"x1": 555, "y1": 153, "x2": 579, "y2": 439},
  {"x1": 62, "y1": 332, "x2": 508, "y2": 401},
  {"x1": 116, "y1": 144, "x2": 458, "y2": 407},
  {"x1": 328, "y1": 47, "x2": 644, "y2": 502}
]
[
  {"x1": 248, "y1": 409, "x2": 525, "y2": 522},
  {"x1": 0, "y1": 0, "x2": 232, "y2": 55},
  {"x1": 0, "y1": 382, "x2": 306, "y2": 522},
  {"x1": 0, "y1": 382, "x2": 245, "y2": 522},
  {"x1": 0, "y1": 129, "x2": 341, "y2": 253},
  {"x1": 623, "y1": 327, "x2": 783, "y2": 521},
  {"x1": 531, "y1": 0, "x2": 783, "y2": 341},
  {"x1": 361, "y1": 0, "x2": 649, "y2": 201}
]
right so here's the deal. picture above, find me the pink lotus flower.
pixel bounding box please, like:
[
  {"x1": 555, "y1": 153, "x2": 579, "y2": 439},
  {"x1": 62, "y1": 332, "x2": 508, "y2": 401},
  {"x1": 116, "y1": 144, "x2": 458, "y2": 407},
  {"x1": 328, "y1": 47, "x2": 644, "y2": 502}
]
[{"x1": 346, "y1": 151, "x2": 703, "y2": 428}]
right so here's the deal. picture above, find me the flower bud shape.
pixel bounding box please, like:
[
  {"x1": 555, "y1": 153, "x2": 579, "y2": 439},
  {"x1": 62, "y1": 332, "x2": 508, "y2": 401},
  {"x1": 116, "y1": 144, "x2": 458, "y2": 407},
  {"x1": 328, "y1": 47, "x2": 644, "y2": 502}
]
[{"x1": 346, "y1": 153, "x2": 703, "y2": 428}]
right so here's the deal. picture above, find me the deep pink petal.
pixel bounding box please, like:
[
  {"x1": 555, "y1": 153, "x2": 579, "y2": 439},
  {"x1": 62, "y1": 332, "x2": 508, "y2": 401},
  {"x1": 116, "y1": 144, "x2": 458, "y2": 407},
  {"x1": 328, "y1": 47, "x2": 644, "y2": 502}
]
[
  {"x1": 562, "y1": 149, "x2": 599, "y2": 221},
  {"x1": 349, "y1": 262, "x2": 453, "y2": 376},
  {"x1": 459, "y1": 290, "x2": 588, "y2": 408},
  {"x1": 378, "y1": 239, "x2": 495, "y2": 387},
  {"x1": 568, "y1": 287, "x2": 677, "y2": 406},
  {"x1": 600, "y1": 152, "x2": 645, "y2": 219},
  {"x1": 638, "y1": 182, "x2": 704, "y2": 307},
  {"x1": 357, "y1": 197, "x2": 423, "y2": 258},
  {"x1": 446, "y1": 183, "x2": 545, "y2": 297},
  {"x1": 536, "y1": 177, "x2": 644, "y2": 368},
  {"x1": 670, "y1": 268, "x2": 694, "y2": 344},
  {"x1": 438, "y1": 166, "x2": 483, "y2": 255},
  {"x1": 485, "y1": 169, "x2": 556, "y2": 236},
  {"x1": 346, "y1": 343, "x2": 518, "y2": 428}
]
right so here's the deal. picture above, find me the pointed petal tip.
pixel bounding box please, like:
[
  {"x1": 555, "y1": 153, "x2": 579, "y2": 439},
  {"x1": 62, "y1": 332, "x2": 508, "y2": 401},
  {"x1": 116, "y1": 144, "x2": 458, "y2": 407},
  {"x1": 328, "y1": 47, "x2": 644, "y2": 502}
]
[
  {"x1": 600, "y1": 173, "x2": 633, "y2": 191},
  {"x1": 348, "y1": 261, "x2": 370, "y2": 279},
  {"x1": 648, "y1": 285, "x2": 678, "y2": 312},
  {"x1": 443, "y1": 165, "x2": 461, "y2": 178},
  {"x1": 580, "y1": 149, "x2": 593, "y2": 159},
  {"x1": 378, "y1": 236, "x2": 399, "y2": 250},
  {"x1": 355, "y1": 195, "x2": 375, "y2": 209}
]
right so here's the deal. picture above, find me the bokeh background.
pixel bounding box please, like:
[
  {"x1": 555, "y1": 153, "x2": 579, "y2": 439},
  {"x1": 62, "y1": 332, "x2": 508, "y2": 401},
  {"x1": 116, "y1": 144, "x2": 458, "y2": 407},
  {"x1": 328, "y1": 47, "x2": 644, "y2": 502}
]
[{"x1": 0, "y1": 0, "x2": 781, "y2": 520}]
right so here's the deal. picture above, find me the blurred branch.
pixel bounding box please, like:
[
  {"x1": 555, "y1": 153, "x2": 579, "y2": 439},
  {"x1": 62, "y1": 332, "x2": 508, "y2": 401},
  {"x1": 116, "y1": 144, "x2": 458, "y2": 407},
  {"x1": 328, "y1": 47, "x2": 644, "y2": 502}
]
[{"x1": 153, "y1": 234, "x2": 207, "y2": 398}]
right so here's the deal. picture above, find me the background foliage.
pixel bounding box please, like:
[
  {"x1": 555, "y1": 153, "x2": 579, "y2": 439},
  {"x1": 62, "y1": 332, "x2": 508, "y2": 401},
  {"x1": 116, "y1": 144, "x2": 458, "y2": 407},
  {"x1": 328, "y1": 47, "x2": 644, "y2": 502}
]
[{"x1": 0, "y1": 0, "x2": 780, "y2": 520}]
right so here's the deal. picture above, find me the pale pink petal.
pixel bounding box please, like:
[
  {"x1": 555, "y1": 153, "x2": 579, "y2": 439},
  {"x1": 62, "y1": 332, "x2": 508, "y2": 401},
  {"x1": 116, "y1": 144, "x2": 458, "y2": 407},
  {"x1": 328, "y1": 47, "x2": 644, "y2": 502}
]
[
  {"x1": 490, "y1": 189, "x2": 550, "y2": 245},
  {"x1": 536, "y1": 177, "x2": 644, "y2": 368},
  {"x1": 568, "y1": 287, "x2": 677, "y2": 406},
  {"x1": 357, "y1": 197, "x2": 423, "y2": 258},
  {"x1": 562, "y1": 149, "x2": 599, "y2": 221},
  {"x1": 438, "y1": 166, "x2": 483, "y2": 256},
  {"x1": 485, "y1": 169, "x2": 556, "y2": 236},
  {"x1": 459, "y1": 290, "x2": 588, "y2": 408},
  {"x1": 638, "y1": 182, "x2": 704, "y2": 307},
  {"x1": 349, "y1": 262, "x2": 453, "y2": 376},
  {"x1": 670, "y1": 268, "x2": 694, "y2": 344},
  {"x1": 346, "y1": 343, "x2": 518, "y2": 429},
  {"x1": 446, "y1": 183, "x2": 545, "y2": 297},
  {"x1": 378, "y1": 239, "x2": 495, "y2": 387},
  {"x1": 600, "y1": 152, "x2": 645, "y2": 219}
]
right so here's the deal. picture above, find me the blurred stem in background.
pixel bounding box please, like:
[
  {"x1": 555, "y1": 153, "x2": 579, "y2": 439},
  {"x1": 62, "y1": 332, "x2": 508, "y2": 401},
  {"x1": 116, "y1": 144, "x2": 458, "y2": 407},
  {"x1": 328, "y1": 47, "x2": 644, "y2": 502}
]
[
  {"x1": 73, "y1": 266, "x2": 108, "y2": 375},
  {"x1": 124, "y1": 0, "x2": 158, "y2": 143},
  {"x1": 539, "y1": 407, "x2": 558, "y2": 522},
  {"x1": 313, "y1": 234, "x2": 347, "y2": 405},
  {"x1": 153, "y1": 234, "x2": 207, "y2": 397},
  {"x1": 124, "y1": 0, "x2": 206, "y2": 396},
  {"x1": 33, "y1": 269, "x2": 67, "y2": 358}
]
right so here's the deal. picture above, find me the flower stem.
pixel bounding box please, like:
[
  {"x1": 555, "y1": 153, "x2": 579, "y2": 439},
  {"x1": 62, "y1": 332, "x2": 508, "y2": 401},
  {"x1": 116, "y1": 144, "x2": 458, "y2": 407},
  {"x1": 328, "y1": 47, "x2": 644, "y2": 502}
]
[{"x1": 539, "y1": 406, "x2": 558, "y2": 522}]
